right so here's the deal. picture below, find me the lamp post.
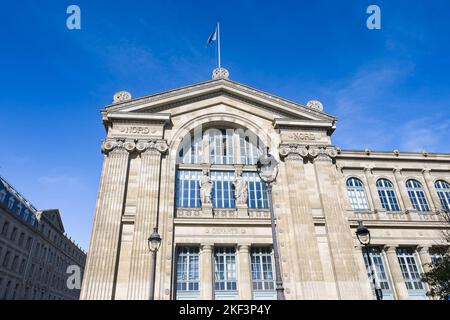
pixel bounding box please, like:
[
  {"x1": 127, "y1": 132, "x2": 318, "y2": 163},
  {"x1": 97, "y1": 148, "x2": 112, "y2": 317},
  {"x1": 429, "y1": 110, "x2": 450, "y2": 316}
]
[
  {"x1": 148, "y1": 227, "x2": 162, "y2": 300},
  {"x1": 355, "y1": 221, "x2": 383, "y2": 300},
  {"x1": 257, "y1": 147, "x2": 285, "y2": 300}
]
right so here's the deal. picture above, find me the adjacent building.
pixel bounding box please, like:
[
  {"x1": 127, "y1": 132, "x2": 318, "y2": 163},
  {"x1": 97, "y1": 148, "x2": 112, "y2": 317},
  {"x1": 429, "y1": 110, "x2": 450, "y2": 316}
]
[
  {"x1": 0, "y1": 175, "x2": 86, "y2": 300},
  {"x1": 81, "y1": 68, "x2": 450, "y2": 300}
]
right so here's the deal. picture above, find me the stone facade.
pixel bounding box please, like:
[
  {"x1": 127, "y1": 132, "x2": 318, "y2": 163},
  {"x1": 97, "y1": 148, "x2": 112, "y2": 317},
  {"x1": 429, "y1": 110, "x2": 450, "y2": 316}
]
[
  {"x1": 81, "y1": 73, "x2": 450, "y2": 300},
  {"x1": 0, "y1": 176, "x2": 86, "y2": 300}
]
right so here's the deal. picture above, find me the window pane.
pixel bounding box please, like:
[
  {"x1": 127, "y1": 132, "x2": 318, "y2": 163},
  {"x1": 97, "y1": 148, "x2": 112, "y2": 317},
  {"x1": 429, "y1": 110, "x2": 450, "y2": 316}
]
[
  {"x1": 251, "y1": 247, "x2": 275, "y2": 292},
  {"x1": 176, "y1": 170, "x2": 201, "y2": 208},
  {"x1": 214, "y1": 247, "x2": 237, "y2": 292},
  {"x1": 346, "y1": 178, "x2": 370, "y2": 211},
  {"x1": 176, "y1": 247, "x2": 200, "y2": 293}
]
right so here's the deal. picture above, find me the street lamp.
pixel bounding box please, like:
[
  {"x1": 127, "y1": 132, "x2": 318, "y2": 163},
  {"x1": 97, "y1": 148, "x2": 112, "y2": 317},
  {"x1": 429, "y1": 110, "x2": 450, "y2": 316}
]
[
  {"x1": 148, "y1": 227, "x2": 162, "y2": 299},
  {"x1": 257, "y1": 147, "x2": 285, "y2": 300},
  {"x1": 355, "y1": 221, "x2": 383, "y2": 300}
]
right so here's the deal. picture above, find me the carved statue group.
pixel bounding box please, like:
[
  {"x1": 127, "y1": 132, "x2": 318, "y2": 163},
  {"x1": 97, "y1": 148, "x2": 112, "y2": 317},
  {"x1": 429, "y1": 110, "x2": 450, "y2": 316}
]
[{"x1": 198, "y1": 169, "x2": 248, "y2": 206}]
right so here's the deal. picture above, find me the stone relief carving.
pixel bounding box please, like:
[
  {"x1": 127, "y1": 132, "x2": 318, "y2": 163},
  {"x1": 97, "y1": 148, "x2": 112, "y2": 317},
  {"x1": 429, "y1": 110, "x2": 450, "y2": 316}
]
[
  {"x1": 199, "y1": 169, "x2": 213, "y2": 205},
  {"x1": 113, "y1": 91, "x2": 132, "y2": 103},
  {"x1": 213, "y1": 210, "x2": 238, "y2": 218},
  {"x1": 212, "y1": 67, "x2": 230, "y2": 80},
  {"x1": 233, "y1": 170, "x2": 248, "y2": 205},
  {"x1": 306, "y1": 100, "x2": 324, "y2": 111}
]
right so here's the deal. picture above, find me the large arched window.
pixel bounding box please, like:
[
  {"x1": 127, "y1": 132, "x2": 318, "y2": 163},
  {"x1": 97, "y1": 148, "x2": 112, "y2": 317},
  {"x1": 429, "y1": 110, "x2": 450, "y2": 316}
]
[
  {"x1": 435, "y1": 180, "x2": 450, "y2": 211},
  {"x1": 406, "y1": 179, "x2": 430, "y2": 212},
  {"x1": 176, "y1": 127, "x2": 267, "y2": 210},
  {"x1": 376, "y1": 179, "x2": 400, "y2": 212},
  {"x1": 346, "y1": 178, "x2": 370, "y2": 211}
]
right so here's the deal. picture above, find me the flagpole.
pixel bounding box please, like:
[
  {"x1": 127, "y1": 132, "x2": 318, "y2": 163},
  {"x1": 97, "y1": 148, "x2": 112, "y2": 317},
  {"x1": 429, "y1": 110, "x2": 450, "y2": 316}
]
[{"x1": 217, "y1": 22, "x2": 221, "y2": 69}]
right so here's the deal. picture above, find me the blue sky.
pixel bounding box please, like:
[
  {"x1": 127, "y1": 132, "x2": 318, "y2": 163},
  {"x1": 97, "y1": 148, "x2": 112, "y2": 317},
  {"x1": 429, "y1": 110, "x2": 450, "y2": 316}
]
[{"x1": 1, "y1": 1, "x2": 449, "y2": 250}]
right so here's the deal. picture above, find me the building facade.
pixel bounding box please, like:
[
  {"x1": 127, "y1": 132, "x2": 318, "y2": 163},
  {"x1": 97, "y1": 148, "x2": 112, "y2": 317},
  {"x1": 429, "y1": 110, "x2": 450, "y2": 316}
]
[
  {"x1": 81, "y1": 69, "x2": 450, "y2": 300},
  {"x1": 0, "y1": 176, "x2": 86, "y2": 300}
]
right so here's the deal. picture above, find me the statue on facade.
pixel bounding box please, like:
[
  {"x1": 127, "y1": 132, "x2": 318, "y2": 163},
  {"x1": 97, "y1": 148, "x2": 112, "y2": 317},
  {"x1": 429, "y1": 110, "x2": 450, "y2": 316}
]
[
  {"x1": 233, "y1": 170, "x2": 248, "y2": 205},
  {"x1": 199, "y1": 169, "x2": 212, "y2": 205}
]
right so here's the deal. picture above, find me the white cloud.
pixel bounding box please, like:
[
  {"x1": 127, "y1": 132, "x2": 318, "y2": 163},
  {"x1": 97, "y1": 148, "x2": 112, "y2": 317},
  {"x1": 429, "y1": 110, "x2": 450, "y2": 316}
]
[
  {"x1": 38, "y1": 174, "x2": 80, "y2": 186},
  {"x1": 399, "y1": 116, "x2": 450, "y2": 152}
]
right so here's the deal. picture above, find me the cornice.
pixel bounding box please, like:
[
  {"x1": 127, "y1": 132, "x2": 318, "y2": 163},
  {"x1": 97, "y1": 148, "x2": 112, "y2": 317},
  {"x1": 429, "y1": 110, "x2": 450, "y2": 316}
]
[
  {"x1": 102, "y1": 79, "x2": 335, "y2": 122},
  {"x1": 336, "y1": 149, "x2": 450, "y2": 162}
]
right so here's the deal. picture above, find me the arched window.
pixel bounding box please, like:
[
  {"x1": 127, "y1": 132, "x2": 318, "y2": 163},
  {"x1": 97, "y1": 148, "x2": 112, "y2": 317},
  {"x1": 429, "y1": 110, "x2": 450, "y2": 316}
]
[
  {"x1": 406, "y1": 180, "x2": 430, "y2": 212},
  {"x1": 346, "y1": 178, "x2": 370, "y2": 211},
  {"x1": 176, "y1": 127, "x2": 267, "y2": 210},
  {"x1": 376, "y1": 179, "x2": 400, "y2": 212},
  {"x1": 435, "y1": 180, "x2": 450, "y2": 211}
]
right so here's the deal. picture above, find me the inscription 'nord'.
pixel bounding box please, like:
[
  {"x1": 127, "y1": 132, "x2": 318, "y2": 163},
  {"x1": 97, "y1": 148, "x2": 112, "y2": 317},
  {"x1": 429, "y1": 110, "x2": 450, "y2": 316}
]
[
  {"x1": 119, "y1": 126, "x2": 151, "y2": 135},
  {"x1": 290, "y1": 132, "x2": 316, "y2": 141}
]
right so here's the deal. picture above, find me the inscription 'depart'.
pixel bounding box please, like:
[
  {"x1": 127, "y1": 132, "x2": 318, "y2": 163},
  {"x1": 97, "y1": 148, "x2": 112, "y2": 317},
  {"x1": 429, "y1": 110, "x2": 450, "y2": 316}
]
[
  {"x1": 208, "y1": 228, "x2": 245, "y2": 235},
  {"x1": 289, "y1": 132, "x2": 316, "y2": 141},
  {"x1": 119, "y1": 126, "x2": 152, "y2": 135}
]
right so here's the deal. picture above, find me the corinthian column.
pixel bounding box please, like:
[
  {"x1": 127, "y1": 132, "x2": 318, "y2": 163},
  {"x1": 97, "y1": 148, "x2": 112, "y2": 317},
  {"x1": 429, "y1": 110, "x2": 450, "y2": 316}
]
[
  {"x1": 80, "y1": 139, "x2": 134, "y2": 300},
  {"x1": 127, "y1": 140, "x2": 168, "y2": 300},
  {"x1": 311, "y1": 146, "x2": 371, "y2": 299},
  {"x1": 278, "y1": 144, "x2": 325, "y2": 299}
]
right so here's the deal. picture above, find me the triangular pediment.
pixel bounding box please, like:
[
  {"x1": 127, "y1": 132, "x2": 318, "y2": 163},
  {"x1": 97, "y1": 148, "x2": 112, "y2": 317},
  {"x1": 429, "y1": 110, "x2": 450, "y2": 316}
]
[
  {"x1": 104, "y1": 79, "x2": 336, "y2": 123},
  {"x1": 41, "y1": 209, "x2": 65, "y2": 233}
]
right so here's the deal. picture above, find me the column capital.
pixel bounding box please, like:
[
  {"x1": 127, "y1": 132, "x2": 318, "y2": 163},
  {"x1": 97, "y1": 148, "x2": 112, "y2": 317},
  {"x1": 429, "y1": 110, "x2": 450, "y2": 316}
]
[
  {"x1": 363, "y1": 166, "x2": 374, "y2": 174},
  {"x1": 101, "y1": 138, "x2": 168, "y2": 155},
  {"x1": 136, "y1": 139, "x2": 169, "y2": 155},
  {"x1": 309, "y1": 145, "x2": 338, "y2": 162},
  {"x1": 201, "y1": 244, "x2": 214, "y2": 252},
  {"x1": 421, "y1": 169, "x2": 431, "y2": 176},
  {"x1": 101, "y1": 138, "x2": 135, "y2": 155},
  {"x1": 279, "y1": 144, "x2": 337, "y2": 162},
  {"x1": 279, "y1": 144, "x2": 308, "y2": 161},
  {"x1": 384, "y1": 246, "x2": 398, "y2": 255},
  {"x1": 417, "y1": 245, "x2": 431, "y2": 253},
  {"x1": 237, "y1": 244, "x2": 251, "y2": 252}
]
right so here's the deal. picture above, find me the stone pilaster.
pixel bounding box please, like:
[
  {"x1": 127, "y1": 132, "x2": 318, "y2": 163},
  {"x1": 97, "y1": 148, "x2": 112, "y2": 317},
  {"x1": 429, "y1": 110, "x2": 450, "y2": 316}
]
[
  {"x1": 279, "y1": 144, "x2": 325, "y2": 299},
  {"x1": 200, "y1": 244, "x2": 213, "y2": 300},
  {"x1": 422, "y1": 170, "x2": 441, "y2": 212},
  {"x1": 237, "y1": 244, "x2": 252, "y2": 300},
  {"x1": 127, "y1": 140, "x2": 168, "y2": 300},
  {"x1": 363, "y1": 167, "x2": 382, "y2": 213},
  {"x1": 80, "y1": 138, "x2": 133, "y2": 300},
  {"x1": 393, "y1": 169, "x2": 412, "y2": 212},
  {"x1": 310, "y1": 145, "x2": 371, "y2": 299},
  {"x1": 418, "y1": 246, "x2": 432, "y2": 273},
  {"x1": 384, "y1": 246, "x2": 409, "y2": 300}
]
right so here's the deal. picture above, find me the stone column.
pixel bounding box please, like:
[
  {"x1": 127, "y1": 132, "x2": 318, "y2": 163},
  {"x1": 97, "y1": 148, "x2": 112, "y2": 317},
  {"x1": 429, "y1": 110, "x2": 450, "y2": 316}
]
[
  {"x1": 127, "y1": 140, "x2": 168, "y2": 300},
  {"x1": 384, "y1": 246, "x2": 409, "y2": 300},
  {"x1": 422, "y1": 170, "x2": 441, "y2": 212},
  {"x1": 393, "y1": 169, "x2": 413, "y2": 212},
  {"x1": 364, "y1": 167, "x2": 382, "y2": 212},
  {"x1": 200, "y1": 244, "x2": 214, "y2": 300},
  {"x1": 237, "y1": 244, "x2": 252, "y2": 300},
  {"x1": 279, "y1": 145, "x2": 325, "y2": 299},
  {"x1": 355, "y1": 245, "x2": 374, "y2": 299},
  {"x1": 311, "y1": 146, "x2": 371, "y2": 299},
  {"x1": 418, "y1": 246, "x2": 432, "y2": 273},
  {"x1": 80, "y1": 139, "x2": 133, "y2": 300}
]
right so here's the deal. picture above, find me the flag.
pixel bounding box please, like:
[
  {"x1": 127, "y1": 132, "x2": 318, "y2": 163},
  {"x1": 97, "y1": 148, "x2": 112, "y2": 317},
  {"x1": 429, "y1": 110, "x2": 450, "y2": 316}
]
[{"x1": 206, "y1": 26, "x2": 217, "y2": 46}]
